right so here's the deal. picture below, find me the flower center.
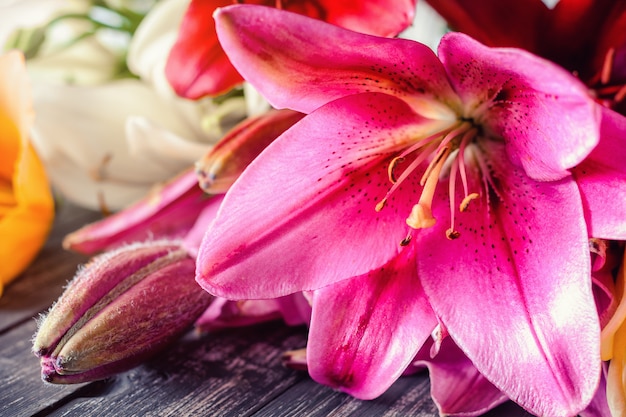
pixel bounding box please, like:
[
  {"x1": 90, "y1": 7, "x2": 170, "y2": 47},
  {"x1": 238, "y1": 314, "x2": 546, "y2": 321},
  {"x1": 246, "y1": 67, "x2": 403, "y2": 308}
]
[{"x1": 376, "y1": 120, "x2": 483, "y2": 242}]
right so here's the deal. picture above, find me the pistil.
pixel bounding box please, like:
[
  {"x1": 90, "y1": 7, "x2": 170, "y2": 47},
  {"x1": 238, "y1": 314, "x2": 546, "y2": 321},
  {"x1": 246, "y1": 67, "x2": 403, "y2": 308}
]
[{"x1": 375, "y1": 120, "x2": 482, "y2": 240}]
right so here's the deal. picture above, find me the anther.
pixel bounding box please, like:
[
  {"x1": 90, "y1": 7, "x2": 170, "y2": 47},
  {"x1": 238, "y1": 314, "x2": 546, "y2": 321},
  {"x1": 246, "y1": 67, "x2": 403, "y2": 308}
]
[
  {"x1": 400, "y1": 235, "x2": 412, "y2": 246},
  {"x1": 387, "y1": 156, "x2": 405, "y2": 184},
  {"x1": 375, "y1": 198, "x2": 387, "y2": 212},
  {"x1": 601, "y1": 48, "x2": 615, "y2": 86},
  {"x1": 616, "y1": 85, "x2": 626, "y2": 103},
  {"x1": 446, "y1": 229, "x2": 460, "y2": 240},
  {"x1": 459, "y1": 193, "x2": 480, "y2": 212}
]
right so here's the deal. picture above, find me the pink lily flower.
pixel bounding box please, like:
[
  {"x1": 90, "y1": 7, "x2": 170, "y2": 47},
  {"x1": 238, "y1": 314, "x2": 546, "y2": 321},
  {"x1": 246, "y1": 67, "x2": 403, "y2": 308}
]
[
  {"x1": 196, "y1": 5, "x2": 626, "y2": 415},
  {"x1": 165, "y1": 0, "x2": 417, "y2": 99}
]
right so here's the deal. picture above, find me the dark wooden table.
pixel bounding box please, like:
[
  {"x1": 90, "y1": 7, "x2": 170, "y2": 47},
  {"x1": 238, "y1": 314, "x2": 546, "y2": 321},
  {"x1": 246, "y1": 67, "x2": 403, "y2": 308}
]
[{"x1": 0, "y1": 203, "x2": 532, "y2": 416}]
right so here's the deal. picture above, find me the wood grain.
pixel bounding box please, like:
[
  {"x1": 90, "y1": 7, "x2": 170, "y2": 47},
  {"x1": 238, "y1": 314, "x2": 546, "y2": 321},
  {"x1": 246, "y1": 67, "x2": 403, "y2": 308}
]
[{"x1": 0, "y1": 203, "x2": 534, "y2": 417}]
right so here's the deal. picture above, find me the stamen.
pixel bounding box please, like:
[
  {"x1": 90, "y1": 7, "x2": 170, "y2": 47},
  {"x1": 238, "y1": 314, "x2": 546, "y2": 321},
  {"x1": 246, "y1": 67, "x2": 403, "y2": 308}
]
[
  {"x1": 460, "y1": 193, "x2": 480, "y2": 212},
  {"x1": 470, "y1": 146, "x2": 500, "y2": 205},
  {"x1": 376, "y1": 122, "x2": 467, "y2": 212},
  {"x1": 375, "y1": 199, "x2": 387, "y2": 212},
  {"x1": 400, "y1": 234, "x2": 412, "y2": 246},
  {"x1": 447, "y1": 152, "x2": 459, "y2": 239},
  {"x1": 420, "y1": 146, "x2": 449, "y2": 186},
  {"x1": 616, "y1": 85, "x2": 626, "y2": 103},
  {"x1": 406, "y1": 147, "x2": 451, "y2": 229},
  {"x1": 375, "y1": 141, "x2": 438, "y2": 212},
  {"x1": 601, "y1": 48, "x2": 615, "y2": 86},
  {"x1": 419, "y1": 122, "x2": 471, "y2": 187},
  {"x1": 387, "y1": 156, "x2": 405, "y2": 184},
  {"x1": 446, "y1": 229, "x2": 460, "y2": 240},
  {"x1": 457, "y1": 129, "x2": 474, "y2": 197}
]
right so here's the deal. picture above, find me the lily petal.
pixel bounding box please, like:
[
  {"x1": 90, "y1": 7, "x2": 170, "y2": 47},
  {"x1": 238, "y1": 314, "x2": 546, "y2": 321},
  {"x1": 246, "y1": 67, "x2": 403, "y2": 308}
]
[
  {"x1": 125, "y1": 116, "x2": 211, "y2": 171},
  {"x1": 438, "y1": 32, "x2": 600, "y2": 181},
  {"x1": 127, "y1": 0, "x2": 190, "y2": 97},
  {"x1": 313, "y1": 0, "x2": 416, "y2": 38},
  {"x1": 412, "y1": 338, "x2": 508, "y2": 416},
  {"x1": 214, "y1": 5, "x2": 457, "y2": 117},
  {"x1": 168, "y1": 0, "x2": 417, "y2": 99},
  {"x1": 30, "y1": 79, "x2": 206, "y2": 210},
  {"x1": 165, "y1": 0, "x2": 240, "y2": 98},
  {"x1": 64, "y1": 168, "x2": 211, "y2": 255},
  {"x1": 307, "y1": 244, "x2": 437, "y2": 399},
  {"x1": 417, "y1": 143, "x2": 600, "y2": 416},
  {"x1": 606, "y1": 251, "x2": 626, "y2": 416},
  {"x1": 573, "y1": 107, "x2": 626, "y2": 240},
  {"x1": 197, "y1": 92, "x2": 444, "y2": 298},
  {"x1": 0, "y1": 51, "x2": 54, "y2": 289},
  {"x1": 196, "y1": 109, "x2": 305, "y2": 194},
  {"x1": 580, "y1": 365, "x2": 611, "y2": 417}
]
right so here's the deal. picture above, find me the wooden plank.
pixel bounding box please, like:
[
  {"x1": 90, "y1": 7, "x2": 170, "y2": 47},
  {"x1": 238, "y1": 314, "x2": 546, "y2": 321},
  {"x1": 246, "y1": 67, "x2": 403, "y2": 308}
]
[
  {"x1": 252, "y1": 372, "x2": 440, "y2": 416},
  {"x1": 0, "y1": 202, "x2": 536, "y2": 417},
  {"x1": 39, "y1": 323, "x2": 309, "y2": 416},
  {"x1": 253, "y1": 368, "x2": 534, "y2": 416},
  {"x1": 0, "y1": 320, "x2": 89, "y2": 417}
]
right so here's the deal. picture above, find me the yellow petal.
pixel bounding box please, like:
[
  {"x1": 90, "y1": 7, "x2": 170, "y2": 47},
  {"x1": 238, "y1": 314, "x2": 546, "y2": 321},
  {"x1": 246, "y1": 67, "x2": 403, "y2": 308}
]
[
  {"x1": 0, "y1": 51, "x2": 54, "y2": 292},
  {"x1": 602, "y1": 247, "x2": 626, "y2": 360},
  {"x1": 606, "y1": 249, "x2": 626, "y2": 416}
]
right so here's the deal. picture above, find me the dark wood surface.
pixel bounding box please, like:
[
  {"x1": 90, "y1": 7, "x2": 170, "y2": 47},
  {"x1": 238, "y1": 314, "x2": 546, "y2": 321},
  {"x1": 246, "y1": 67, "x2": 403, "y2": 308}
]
[{"x1": 0, "y1": 203, "x2": 533, "y2": 417}]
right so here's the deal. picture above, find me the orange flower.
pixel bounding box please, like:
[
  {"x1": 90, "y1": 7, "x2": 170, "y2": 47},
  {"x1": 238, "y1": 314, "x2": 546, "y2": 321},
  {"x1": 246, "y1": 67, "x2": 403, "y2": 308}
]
[
  {"x1": 0, "y1": 51, "x2": 54, "y2": 296},
  {"x1": 603, "y1": 246, "x2": 626, "y2": 416}
]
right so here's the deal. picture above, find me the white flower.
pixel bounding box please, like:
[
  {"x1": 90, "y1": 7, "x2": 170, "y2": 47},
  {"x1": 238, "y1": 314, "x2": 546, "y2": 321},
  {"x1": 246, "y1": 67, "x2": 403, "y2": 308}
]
[
  {"x1": 399, "y1": 2, "x2": 447, "y2": 51},
  {"x1": 27, "y1": 0, "x2": 248, "y2": 210}
]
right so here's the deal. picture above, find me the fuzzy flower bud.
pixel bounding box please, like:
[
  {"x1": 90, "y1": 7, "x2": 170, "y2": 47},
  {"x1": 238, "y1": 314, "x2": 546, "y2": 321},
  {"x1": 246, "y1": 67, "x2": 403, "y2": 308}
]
[{"x1": 33, "y1": 240, "x2": 212, "y2": 384}]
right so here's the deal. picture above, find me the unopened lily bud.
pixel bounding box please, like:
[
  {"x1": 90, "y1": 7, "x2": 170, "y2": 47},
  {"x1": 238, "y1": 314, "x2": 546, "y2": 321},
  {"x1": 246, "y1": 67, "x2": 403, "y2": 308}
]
[
  {"x1": 196, "y1": 109, "x2": 304, "y2": 193},
  {"x1": 33, "y1": 240, "x2": 212, "y2": 384}
]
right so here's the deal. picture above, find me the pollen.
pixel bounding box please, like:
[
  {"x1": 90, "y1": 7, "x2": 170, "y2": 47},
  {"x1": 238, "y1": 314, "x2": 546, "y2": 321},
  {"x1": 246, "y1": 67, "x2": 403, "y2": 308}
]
[
  {"x1": 446, "y1": 228, "x2": 461, "y2": 240},
  {"x1": 460, "y1": 193, "x2": 480, "y2": 212}
]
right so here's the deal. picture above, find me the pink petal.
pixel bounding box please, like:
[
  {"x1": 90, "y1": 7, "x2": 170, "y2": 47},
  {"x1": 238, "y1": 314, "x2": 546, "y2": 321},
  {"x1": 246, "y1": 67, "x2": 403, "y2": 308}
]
[
  {"x1": 307, "y1": 244, "x2": 437, "y2": 399},
  {"x1": 438, "y1": 32, "x2": 600, "y2": 181},
  {"x1": 182, "y1": 194, "x2": 224, "y2": 257},
  {"x1": 579, "y1": 365, "x2": 611, "y2": 417},
  {"x1": 275, "y1": 293, "x2": 312, "y2": 326},
  {"x1": 197, "y1": 92, "x2": 442, "y2": 298},
  {"x1": 214, "y1": 5, "x2": 457, "y2": 115},
  {"x1": 167, "y1": 0, "x2": 417, "y2": 99},
  {"x1": 412, "y1": 338, "x2": 508, "y2": 416},
  {"x1": 64, "y1": 168, "x2": 211, "y2": 254},
  {"x1": 194, "y1": 297, "x2": 283, "y2": 332},
  {"x1": 417, "y1": 142, "x2": 600, "y2": 416},
  {"x1": 573, "y1": 107, "x2": 626, "y2": 240}
]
